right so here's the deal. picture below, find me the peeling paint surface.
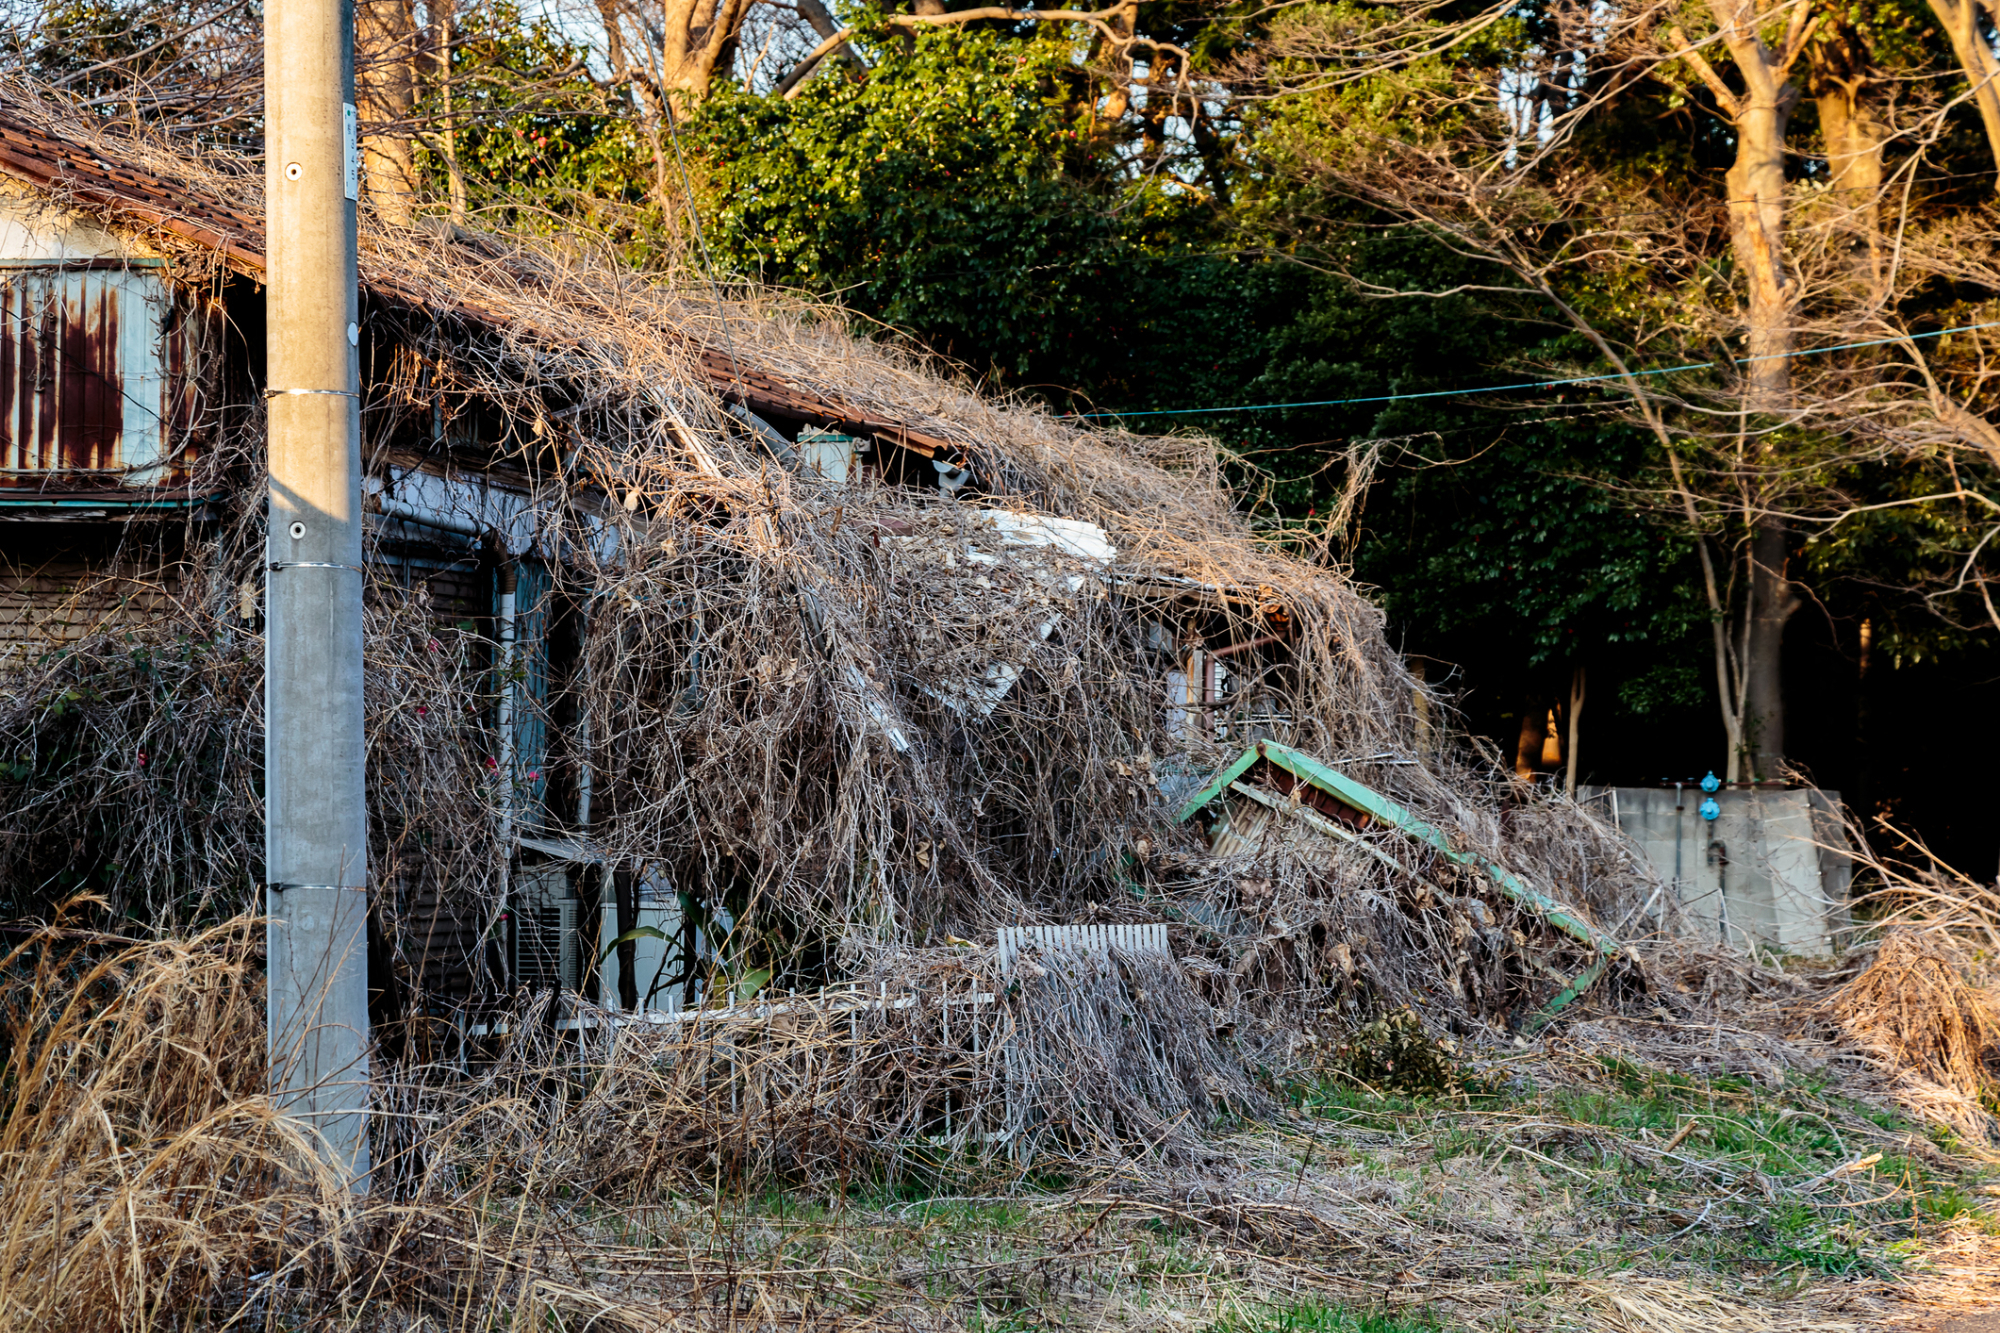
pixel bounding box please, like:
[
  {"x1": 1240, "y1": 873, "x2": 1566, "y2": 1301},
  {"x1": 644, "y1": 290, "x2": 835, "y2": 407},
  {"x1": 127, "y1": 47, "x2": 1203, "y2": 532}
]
[{"x1": 0, "y1": 265, "x2": 172, "y2": 485}]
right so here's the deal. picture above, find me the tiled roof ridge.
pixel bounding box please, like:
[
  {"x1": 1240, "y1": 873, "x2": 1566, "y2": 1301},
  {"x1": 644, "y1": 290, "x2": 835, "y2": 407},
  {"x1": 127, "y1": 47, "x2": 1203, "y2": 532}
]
[
  {"x1": 0, "y1": 99, "x2": 266, "y2": 267},
  {"x1": 0, "y1": 95, "x2": 964, "y2": 459}
]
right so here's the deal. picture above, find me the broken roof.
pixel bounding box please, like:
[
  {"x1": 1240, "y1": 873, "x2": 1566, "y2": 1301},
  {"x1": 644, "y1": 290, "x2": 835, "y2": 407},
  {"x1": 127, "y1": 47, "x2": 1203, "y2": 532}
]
[
  {"x1": 0, "y1": 104, "x2": 263, "y2": 267},
  {"x1": 0, "y1": 106, "x2": 1334, "y2": 629},
  {"x1": 0, "y1": 90, "x2": 1666, "y2": 1054},
  {"x1": 0, "y1": 90, "x2": 1308, "y2": 589}
]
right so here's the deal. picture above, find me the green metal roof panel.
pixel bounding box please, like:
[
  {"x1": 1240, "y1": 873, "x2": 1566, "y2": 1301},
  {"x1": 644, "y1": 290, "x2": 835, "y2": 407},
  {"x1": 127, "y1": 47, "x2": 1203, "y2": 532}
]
[{"x1": 1176, "y1": 739, "x2": 1622, "y2": 1031}]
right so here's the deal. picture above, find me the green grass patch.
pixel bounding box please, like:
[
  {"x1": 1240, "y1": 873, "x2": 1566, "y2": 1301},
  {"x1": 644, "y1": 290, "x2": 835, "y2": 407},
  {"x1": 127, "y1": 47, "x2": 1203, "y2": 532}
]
[
  {"x1": 1287, "y1": 1048, "x2": 1991, "y2": 1279},
  {"x1": 1290, "y1": 1079, "x2": 1437, "y2": 1119},
  {"x1": 895, "y1": 1198, "x2": 1037, "y2": 1230},
  {"x1": 1210, "y1": 1299, "x2": 1449, "y2": 1333}
]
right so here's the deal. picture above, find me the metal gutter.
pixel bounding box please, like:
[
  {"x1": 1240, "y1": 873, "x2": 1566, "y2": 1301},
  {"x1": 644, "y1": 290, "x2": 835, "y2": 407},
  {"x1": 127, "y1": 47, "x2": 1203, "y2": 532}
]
[
  {"x1": 1177, "y1": 739, "x2": 1622, "y2": 1031},
  {"x1": 724, "y1": 402, "x2": 803, "y2": 468},
  {"x1": 0, "y1": 257, "x2": 169, "y2": 270},
  {"x1": 519, "y1": 834, "x2": 605, "y2": 864},
  {"x1": 496, "y1": 563, "x2": 518, "y2": 850}
]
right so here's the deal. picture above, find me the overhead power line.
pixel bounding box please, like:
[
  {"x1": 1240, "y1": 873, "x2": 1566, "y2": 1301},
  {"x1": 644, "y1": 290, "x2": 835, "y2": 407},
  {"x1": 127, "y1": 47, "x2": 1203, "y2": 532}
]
[{"x1": 1065, "y1": 319, "x2": 2000, "y2": 420}]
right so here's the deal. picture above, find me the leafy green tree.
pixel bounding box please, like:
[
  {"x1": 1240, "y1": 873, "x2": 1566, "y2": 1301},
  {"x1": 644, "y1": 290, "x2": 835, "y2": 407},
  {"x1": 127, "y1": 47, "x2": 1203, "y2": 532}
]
[
  {"x1": 254, "y1": 0, "x2": 2000, "y2": 847},
  {"x1": 691, "y1": 22, "x2": 1717, "y2": 778},
  {"x1": 409, "y1": 3, "x2": 661, "y2": 244},
  {"x1": 694, "y1": 24, "x2": 1225, "y2": 385},
  {"x1": 1082, "y1": 229, "x2": 1715, "y2": 778}
]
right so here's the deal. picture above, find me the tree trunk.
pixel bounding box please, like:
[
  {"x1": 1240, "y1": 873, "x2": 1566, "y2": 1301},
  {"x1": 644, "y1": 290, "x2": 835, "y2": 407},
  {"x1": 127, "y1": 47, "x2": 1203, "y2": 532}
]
[
  {"x1": 432, "y1": 0, "x2": 467, "y2": 222},
  {"x1": 1539, "y1": 706, "x2": 1562, "y2": 768},
  {"x1": 1564, "y1": 666, "x2": 1585, "y2": 796},
  {"x1": 356, "y1": 0, "x2": 420, "y2": 224},
  {"x1": 1190, "y1": 109, "x2": 1234, "y2": 209},
  {"x1": 795, "y1": 0, "x2": 866, "y2": 73},
  {"x1": 1089, "y1": 0, "x2": 1140, "y2": 122},
  {"x1": 658, "y1": 0, "x2": 761, "y2": 106},
  {"x1": 1853, "y1": 616, "x2": 1873, "y2": 826},
  {"x1": 589, "y1": 0, "x2": 757, "y2": 224},
  {"x1": 1723, "y1": 87, "x2": 1795, "y2": 409},
  {"x1": 1814, "y1": 78, "x2": 1885, "y2": 284},
  {"x1": 1927, "y1": 0, "x2": 2000, "y2": 186},
  {"x1": 1710, "y1": 0, "x2": 1801, "y2": 780},
  {"x1": 1742, "y1": 517, "x2": 1796, "y2": 781}
]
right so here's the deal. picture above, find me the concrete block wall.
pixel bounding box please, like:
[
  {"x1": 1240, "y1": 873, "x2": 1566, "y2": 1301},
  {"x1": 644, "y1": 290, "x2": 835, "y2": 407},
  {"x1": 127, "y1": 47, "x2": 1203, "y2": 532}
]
[{"x1": 1591, "y1": 787, "x2": 1853, "y2": 956}]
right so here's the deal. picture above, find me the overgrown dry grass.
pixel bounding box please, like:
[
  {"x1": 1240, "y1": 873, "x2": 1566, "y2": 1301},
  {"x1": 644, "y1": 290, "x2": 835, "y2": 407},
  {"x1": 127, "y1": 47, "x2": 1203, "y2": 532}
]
[
  {"x1": 1808, "y1": 827, "x2": 2000, "y2": 1151},
  {"x1": 0, "y1": 913, "x2": 350, "y2": 1331},
  {"x1": 3, "y1": 900, "x2": 1998, "y2": 1333},
  {"x1": 6, "y1": 85, "x2": 2000, "y2": 1333},
  {"x1": 1833, "y1": 930, "x2": 2000, "y2": 1148}
]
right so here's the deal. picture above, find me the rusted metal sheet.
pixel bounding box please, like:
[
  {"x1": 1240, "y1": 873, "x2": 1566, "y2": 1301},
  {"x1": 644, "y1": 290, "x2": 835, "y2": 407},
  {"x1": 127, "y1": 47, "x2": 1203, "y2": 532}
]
[{"x1": 0, "y1": 262, "x2": 172, "y2": 485}]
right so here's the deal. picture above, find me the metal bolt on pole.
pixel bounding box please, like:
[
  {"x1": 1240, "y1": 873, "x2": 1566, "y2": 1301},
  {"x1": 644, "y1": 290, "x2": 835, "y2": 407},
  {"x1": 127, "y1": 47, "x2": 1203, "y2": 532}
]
[{"x1": 264, "y1": 0, "x2": 370, "y2": 1189}]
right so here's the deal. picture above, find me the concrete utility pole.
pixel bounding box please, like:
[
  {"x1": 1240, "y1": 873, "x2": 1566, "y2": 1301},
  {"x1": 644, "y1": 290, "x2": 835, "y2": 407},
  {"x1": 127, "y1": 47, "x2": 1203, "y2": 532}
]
[{"x1": 265, "y1": 0, "x2": 371, "y2": 1189}]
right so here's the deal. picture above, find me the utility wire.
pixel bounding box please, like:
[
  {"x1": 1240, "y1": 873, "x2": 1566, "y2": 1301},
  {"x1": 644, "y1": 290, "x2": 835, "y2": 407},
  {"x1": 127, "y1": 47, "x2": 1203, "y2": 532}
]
[{"x1": 1065, "y1": 319, "x2": 2000, "y2": 420}]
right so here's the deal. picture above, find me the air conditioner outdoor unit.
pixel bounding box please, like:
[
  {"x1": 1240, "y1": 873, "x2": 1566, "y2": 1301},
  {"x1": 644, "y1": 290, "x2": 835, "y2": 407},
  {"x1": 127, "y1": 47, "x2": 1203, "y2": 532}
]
[
  {"x1": 513, "y1": 864, "x2": 581, "y2": 993},
  {"x1": 599, "y1": 876, "x2": 684, "y2": 1014}
]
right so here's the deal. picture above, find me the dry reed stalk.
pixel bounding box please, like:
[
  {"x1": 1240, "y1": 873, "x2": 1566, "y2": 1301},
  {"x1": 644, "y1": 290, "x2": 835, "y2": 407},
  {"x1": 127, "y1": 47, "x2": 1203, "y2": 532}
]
[
  {"x1": 6, "y1": 77, "x2": 1993, "y2": 1333},
  {"x1": 0, "y1": 905, "x2": 1984, "y2": 1333},
  {"x1": 1573, "y1": 1276, "x2": 1861, "y2": 1332},
  {"x1": 1834, "y1": 930, "x2": 1997, "y2": 1095},
  {"x1": 1791, "y1": 818, "x2": 2000, "y2": 1146},
  {"x1": 395, "y1": 939, "x2": 1257, "y2": 1199},
  {"x1": 0, "y1": 913, "x2": 352, "y2": 1332},
  {"x1": 1830, "y1": 929, "x2": 2000, "y2": 1147},
  {"x1": 1875, "y1": 1211, "x2": 2000, "y2": 1325}
]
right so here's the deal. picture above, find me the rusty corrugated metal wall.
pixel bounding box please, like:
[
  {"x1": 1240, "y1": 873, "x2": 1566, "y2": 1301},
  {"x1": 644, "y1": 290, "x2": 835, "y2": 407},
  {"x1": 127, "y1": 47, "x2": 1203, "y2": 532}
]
[{"x1": 0, "y1": 260, "x2": 174, "y2": 485}]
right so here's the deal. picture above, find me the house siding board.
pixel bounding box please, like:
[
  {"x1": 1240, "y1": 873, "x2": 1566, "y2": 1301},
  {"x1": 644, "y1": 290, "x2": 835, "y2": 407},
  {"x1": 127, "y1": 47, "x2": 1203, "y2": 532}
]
[
  {"x1": 399, "y1": 881, "x2": 485, "y2": 1004},
  {"x1": 364, "y1": 546, "x2": 488, "y2": 623},
  {"x1": 426, "y1": 564, "x2": 485, "y2": 621},
  {"x1": 0, "y1": 559, "x2": 178, "y2": 665}
]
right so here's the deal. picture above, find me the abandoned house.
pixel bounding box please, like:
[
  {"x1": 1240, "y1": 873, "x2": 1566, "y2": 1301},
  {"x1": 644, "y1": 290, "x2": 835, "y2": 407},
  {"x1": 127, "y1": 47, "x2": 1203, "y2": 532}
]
[{"x1": 0, "y1": 93, "x2": 1651, "y2": 1058}]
